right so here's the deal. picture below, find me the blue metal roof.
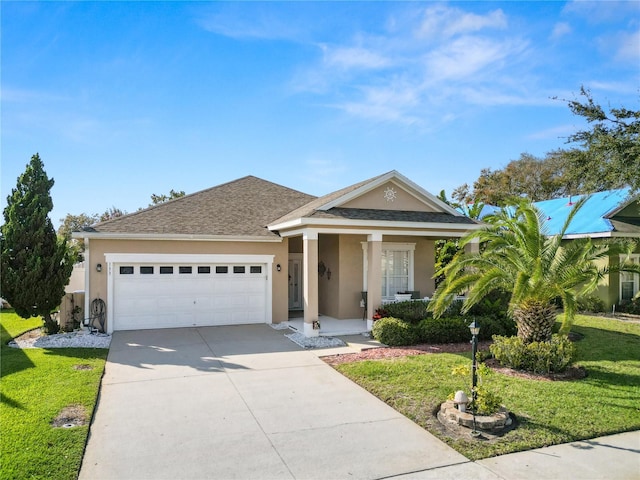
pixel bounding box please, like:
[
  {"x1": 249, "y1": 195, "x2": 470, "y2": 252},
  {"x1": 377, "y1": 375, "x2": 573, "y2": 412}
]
[
  {"x1": 471, "y1": 188, "x2": 635, "y2": 236},
  {"x1": 533, "y1": 188, "x2": 632, "y2": 236}
]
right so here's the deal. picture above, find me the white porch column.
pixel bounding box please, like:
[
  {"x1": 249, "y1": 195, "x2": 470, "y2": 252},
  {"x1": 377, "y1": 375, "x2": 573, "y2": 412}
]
[
  {"x1": 366, "y1": 233, "x2": 383, "y2": 331},
  {"x1": 303, "y1": 230, "x2": 320, "y2": 337}
]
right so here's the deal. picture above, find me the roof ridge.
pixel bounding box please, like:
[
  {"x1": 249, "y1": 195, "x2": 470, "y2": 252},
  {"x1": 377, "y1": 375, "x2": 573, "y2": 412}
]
[{"x1": 89, "y1": 175, "x2": 313, "y2": 230}]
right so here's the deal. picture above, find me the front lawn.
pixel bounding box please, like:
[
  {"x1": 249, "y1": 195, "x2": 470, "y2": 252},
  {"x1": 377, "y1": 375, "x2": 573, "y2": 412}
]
[
  {"x1": 0, "y1": 310, "x2": 108, "y2": 480},
  {"x1": 335, "y1": 314, "x2": 640, "y2": 460}
]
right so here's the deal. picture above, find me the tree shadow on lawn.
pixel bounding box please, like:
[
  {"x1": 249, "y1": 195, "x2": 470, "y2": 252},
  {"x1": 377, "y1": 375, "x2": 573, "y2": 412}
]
[
  {"x1": 572, "y1": 325, "x2": 640, "y2": 363},
  {"x1": 581, "y1": 366, "x2": 640, "y2": 388},
  {"x1": 0, "y1": 324, "x2": 35, "y2": 378}
]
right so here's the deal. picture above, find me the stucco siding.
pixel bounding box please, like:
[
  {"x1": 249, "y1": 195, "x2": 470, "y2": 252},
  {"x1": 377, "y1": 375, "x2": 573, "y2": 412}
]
[
  {"x1": 338, "y1": 234, "x2": 367, "y2": 319},
  {"x1": 341, "y1": 182, "x2": 436, "y2": 212}
]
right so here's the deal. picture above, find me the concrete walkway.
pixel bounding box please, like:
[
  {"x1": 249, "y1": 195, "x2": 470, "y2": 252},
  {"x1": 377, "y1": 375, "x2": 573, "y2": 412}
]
[{"x1": 80, "y1": 325, "x2": 640, "y2": 479}]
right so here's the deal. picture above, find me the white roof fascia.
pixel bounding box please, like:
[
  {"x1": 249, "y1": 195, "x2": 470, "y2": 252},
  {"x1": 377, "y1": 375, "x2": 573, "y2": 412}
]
[
  {"x1": 316, "y1": 170, "x2": 462, "y2": 217},
  {"x1": 71, "y1": 232, "x2": 283, "y2": 242},
  {"x1": 270, "y1": 217, "x2": 478, "y2": 231},
  {"x1": 561, "y1": 232, "x2": 613, "y2": 240},
  {"x1": 277, "y1": 225, "x2": 479, "y2": 238}
]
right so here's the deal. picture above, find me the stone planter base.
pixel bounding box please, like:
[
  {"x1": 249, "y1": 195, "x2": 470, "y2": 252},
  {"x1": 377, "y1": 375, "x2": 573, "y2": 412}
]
[{"x1": 438, "y1": 400, "x2": 512, "y2": 432}]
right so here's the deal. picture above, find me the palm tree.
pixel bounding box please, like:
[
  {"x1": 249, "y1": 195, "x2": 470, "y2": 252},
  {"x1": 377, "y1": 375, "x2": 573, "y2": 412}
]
[{"x1": 429, "y1": 198, "x2": 639, "y2": 343}]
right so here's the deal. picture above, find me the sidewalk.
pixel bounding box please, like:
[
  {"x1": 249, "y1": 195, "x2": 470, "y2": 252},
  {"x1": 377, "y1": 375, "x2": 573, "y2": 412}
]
[{"x1": 387, "y1": 431, "x2": 640, "y2": 479}]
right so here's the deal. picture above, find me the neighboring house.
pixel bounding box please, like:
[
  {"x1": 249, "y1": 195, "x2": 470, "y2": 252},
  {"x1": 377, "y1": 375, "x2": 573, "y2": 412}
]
[
  {"x1": 475, "y1": 189, "x2": 640, "y2": 310},
  {"x1": 534, "y1": 189, "x2": 640, "y2": 309},
  {"x1": 73, "y1": 171, "x2": 481, "y2": 336}
]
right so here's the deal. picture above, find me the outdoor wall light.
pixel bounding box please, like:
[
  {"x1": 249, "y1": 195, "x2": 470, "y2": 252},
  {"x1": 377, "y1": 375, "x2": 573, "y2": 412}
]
[
  {"x1": 96, "y1": 263, "x2": 102, "y2": 273},
  {"x1": 276, "y1": 264, "x2": 281, "y2": 272}
]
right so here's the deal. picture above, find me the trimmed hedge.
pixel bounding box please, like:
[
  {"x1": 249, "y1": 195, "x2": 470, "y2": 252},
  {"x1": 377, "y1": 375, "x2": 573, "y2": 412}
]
[
  {"x1": 577, "y1": 294, "x2": 606, "y2": 313},
  {"x1": 381, "y1": 300, "x2": 431, "y2": 324},
  {"x1": 416, "y1": 316, "x2": 469, "y2": 343},
  {"x1": 372, "y1": 314, "x2": 517, "y2": 346},
  {"x1": 618, "y1": 297, "x2": 640, "y2": 315},
  {"x1": 371, "y1": 317, "x2": 418, "y2": 346}
]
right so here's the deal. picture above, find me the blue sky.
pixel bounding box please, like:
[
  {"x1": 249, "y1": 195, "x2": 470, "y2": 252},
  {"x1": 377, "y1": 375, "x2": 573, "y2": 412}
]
[{"x1": 2, "y1": 1, "x2": 639, "y2": 228}]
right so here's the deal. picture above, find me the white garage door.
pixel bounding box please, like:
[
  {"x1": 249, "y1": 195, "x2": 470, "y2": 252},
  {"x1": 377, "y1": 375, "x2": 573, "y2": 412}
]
[{"x1": 112, "y1": 262, "x2": 268, "y2": 331}]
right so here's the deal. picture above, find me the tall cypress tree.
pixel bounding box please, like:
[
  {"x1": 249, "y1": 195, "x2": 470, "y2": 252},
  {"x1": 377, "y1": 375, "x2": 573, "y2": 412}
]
[{"x1": 1, "y1": 154, "x2": 74, "y2": 333}]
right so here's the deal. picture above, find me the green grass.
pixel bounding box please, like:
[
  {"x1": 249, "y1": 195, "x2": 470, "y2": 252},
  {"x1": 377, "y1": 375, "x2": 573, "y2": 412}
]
[
  {"x1": 336, "y1": 314, "x2": 640, "y2": 460},
  {"x1": 0, "y1": 310, "x2": 108, "y2": 480}
]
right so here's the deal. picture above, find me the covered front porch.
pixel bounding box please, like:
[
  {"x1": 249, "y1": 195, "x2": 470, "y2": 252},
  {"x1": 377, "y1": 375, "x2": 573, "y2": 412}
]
[
  {"x1": 268, "y1": 171, "x2": 481, "y2": 337},
  {"x1": 286, "y1": 314, "x2": 368, "y2": 336}
]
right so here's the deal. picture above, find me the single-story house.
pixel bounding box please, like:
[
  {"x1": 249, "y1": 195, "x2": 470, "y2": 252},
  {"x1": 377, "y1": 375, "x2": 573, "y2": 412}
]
[
  {"x1": 73, "y1": 171, "x2": 482, "y2": 336},
  {"x1": 533, "y1": 189, "x2": 640, "y2": 309}
]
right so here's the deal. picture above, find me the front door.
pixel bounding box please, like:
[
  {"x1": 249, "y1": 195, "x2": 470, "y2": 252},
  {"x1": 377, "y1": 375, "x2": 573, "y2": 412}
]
[{"x1": 288, "y1": 256, "x2": 303, "y2": 310}]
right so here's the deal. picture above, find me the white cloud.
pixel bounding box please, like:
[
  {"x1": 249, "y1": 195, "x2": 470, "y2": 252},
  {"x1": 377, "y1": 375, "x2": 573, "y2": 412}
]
[
  {"x1": 424, "y1": 36, "x2": 527, "y2": 83},
  {"x1": 417, "y1": 5, "x2": 507, "y2": 39},
  {"x1": 614, "y1": 29, "x2": 640, "y2": 62},
  {"x1": 336, "y1": 81, "x2": 422, "y2": 125},
  {"x1": 562, "y1": 0, "x2": 640, "y2": 23},
  {"x1": 321, "y1": 45, "x2": 392, "y2": 70},
  {"x1": 527, "y1": 124, "x2": 577, "y2": 141},
  {"x1": 197, "y1": 7, "x2": 304, "y2": 41},
  {"x1": 551, "y1": 22, "x2": 572, "y2": 40}
]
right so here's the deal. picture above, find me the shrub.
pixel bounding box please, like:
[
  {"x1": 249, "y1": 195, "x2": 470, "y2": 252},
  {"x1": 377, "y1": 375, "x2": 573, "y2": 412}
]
[
  {"x1": 490, "y1": 334, "x2": 576, "y2": 374},
  {"x1": 617, "y1": 297, "x2": 640, "y2": 315},
  {"x1": 417, "y1": 316, "x2": 470, "y2": 343},
  {"x1": 372, "y1": 317, "x2": 418, "y2": 346},
  {"x1": 383, "y1": 300, "x2": 431, "y2": 324},
  {"x1": 577, "y1": 295, "x2": 606, "y2": 313},
  {"x1": 473, "y1": 386, "x2": 502, "y2": 416},
  {"x1": 475, "y1": 315, "x2": 517, "y2": 341},
  {"x1": 450, "y1": 363, "x2": 502, "y2": 415},
  {"x1": 467, "y1": 290, "x2": 510, "y2": 319}
]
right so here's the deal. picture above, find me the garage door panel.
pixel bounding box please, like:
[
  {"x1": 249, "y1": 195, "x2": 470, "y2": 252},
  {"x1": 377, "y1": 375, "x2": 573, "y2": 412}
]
[{"x1": 113, "y1": 263, "x2": 268, "y2": 331}]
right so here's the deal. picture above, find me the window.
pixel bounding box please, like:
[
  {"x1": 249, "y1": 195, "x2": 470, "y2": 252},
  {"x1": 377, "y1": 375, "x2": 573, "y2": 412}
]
[
  {"x1": 620, "y1": 255, "x2": 640, "y2": 302},
  {"x1": 250, "y1": 266, "x2": 262, "y2": 274},
  {"x1": 140, "y1": 266, "x2": 154, "y2": 274},
  {"x1": 381, "y1": 250, "x2": 410, "y2": 298},
  {"x1": 119, "y1": 266, "x2": 134, "y2": 275},
  {"x1": 198, "y1": 266, "x2": 211, "y2": 274},
  {"x1": 233, "y1": 266, "x2": 246, "y2": 274},
  {"x1": 159, "y1": 266, "x2": 174, "y2": 274},
  {"x1": 362, "y1": 242, "x2": 415, "y2": 300},
  {"x1": 215, "y1": 266, "x2": 228, "y2": 274},
  {"x1": 179, "y1": 266, "x2": 192, "y2": 274}
]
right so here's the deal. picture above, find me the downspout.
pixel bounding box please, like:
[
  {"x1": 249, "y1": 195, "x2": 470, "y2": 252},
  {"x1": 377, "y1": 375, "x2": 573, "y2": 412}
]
[{"x1": 83, "y1": 237, "x2": 90, "y2": 328}]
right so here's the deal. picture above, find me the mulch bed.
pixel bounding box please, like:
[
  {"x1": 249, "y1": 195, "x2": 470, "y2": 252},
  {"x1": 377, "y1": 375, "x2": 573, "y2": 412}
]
[
  {"x1": 322, "y1": 340, "x2": 586, "y2": 381},
  {"x1": 322, "y1": 340, "x2": 492, "y2": 366}
]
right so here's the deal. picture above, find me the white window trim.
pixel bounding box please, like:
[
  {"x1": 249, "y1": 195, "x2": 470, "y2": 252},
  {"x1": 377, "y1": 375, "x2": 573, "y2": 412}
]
[
  {"x1": 361, "y1": 242, "x2": 415, "y2": 299},
  {"x1": 619, "y1": 254, "x2": 640, "y2": 302}
]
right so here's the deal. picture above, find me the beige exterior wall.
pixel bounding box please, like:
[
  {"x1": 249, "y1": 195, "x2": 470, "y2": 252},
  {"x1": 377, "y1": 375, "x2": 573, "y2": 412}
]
[
  {"x1": 86, "y1": 237, "x2": 290, "y2": 331},
  {"x1": 338, "y1": 234, "x2": 367, "y2": 319},
  {"x1": 314, "y1": 233, "x2": 437, "y2": 320},
  {"x1": 318, "y1": 234, "x2": 340, "y2": 317},
  {"x1": 342, "y1": 182, "x2": 436, "y2": 212}
]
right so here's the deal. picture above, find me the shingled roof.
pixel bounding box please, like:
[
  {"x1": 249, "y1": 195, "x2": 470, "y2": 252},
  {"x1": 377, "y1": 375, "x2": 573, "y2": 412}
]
[
  {"x1": 86, "y1": 176, "x2": 316, "y2": 238},
  {"x1": 310, "y1": 208, "x2": 477, "y2": 224},
  {"x1": 267, "y1": 172, "x2": 390, "y2": 226}
]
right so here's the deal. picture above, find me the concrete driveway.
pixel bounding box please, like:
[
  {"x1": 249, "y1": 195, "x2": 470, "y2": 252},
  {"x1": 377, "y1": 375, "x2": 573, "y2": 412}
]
[{"x1": 80, "y1": 325, "x2": 484, "y2": 480}]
